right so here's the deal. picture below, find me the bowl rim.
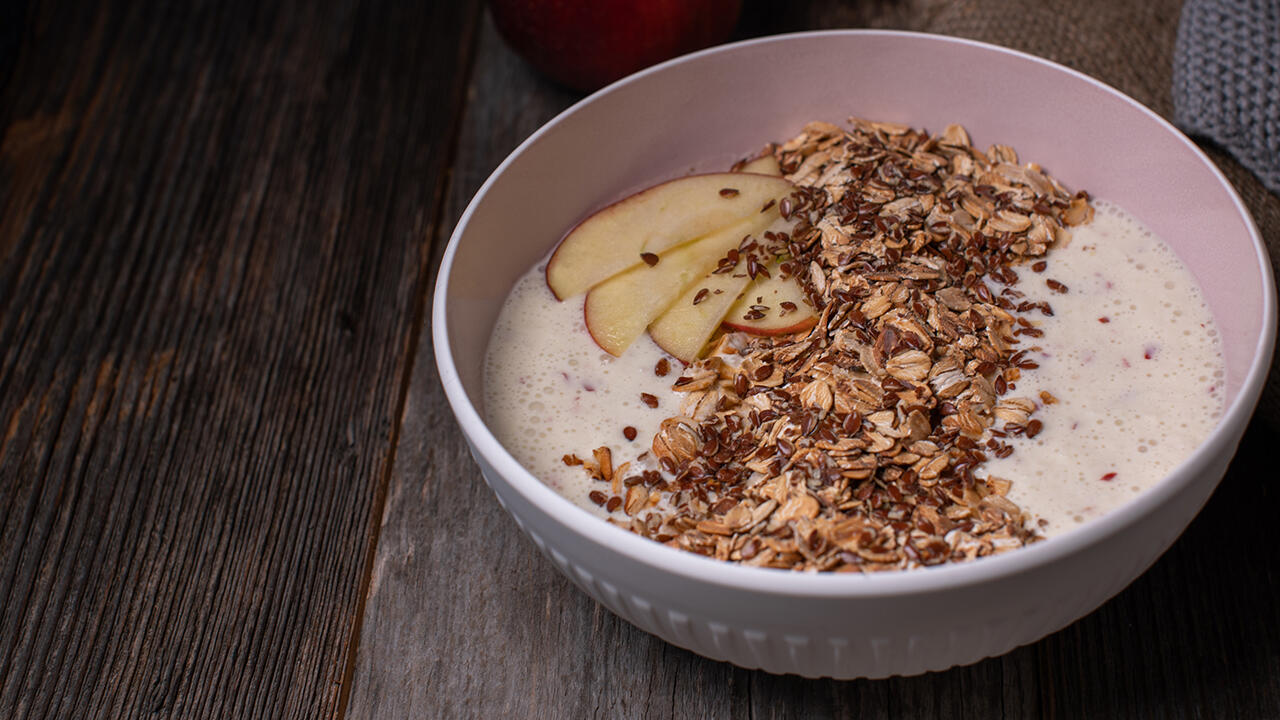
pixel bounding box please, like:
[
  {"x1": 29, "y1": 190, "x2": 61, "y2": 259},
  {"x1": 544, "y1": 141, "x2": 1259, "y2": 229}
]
[{"x1": 433, "y1": 29, "x2": 1277, "y2": 598}]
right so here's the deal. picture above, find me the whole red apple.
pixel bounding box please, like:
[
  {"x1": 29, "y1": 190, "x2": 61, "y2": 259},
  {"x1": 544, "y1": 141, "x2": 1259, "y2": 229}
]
[{"x1": 490, "y1": 0, "x2": 742, "y2": 92}]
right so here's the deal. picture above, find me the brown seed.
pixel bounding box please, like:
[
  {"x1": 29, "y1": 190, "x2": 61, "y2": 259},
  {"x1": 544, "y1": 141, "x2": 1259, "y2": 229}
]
[
  {"x1": 693, "y1": 288, "x2": 710, "y2": 305},
  {"x1": 623, "y1": 426, "x2": 638, "y2": 441},
  {"x1": 655, "y1": 358, "x2": 670, "y2": 376},
  {"x1": 711, "y1": 497, "x2": 736, "y2": 515},
  {"x1": 640, "y1": 252, "x2": 660, "y2": 267},
  {"x1": 801, "y1": 413, "x2": 818, "y2": 436},
  {"x1": 1025, "y1": 419, "x2": 1043, "y2": 438},
  {"x1": 719, "y1": 187, "x2": 740, "y2": 197},
  {"x1": 588, "y1": 490, "x2": 607, "y2": 506},
  {"x1": 753, "y1": 364, "x2": 774, "y2": 381},
  {"x1": 1031, "y1": 260, "x2": 1047, "y2": 272},
  {"x1": 640, "y1": 392, "x2": 659, "y2": 408},
  {"x1": 1046, "y1": 278, "x2": 1068, "y2": 293},
  {"x1": 606, "y1": 496, "x2": 622, "y2": 512}
]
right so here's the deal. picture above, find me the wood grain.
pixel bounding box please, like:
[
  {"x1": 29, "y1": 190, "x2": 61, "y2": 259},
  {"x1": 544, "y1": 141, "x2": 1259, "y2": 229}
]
[
  {"x1": 0, "y1": 0, "x2": 481, "y2": 717},
  {"x1": 351, "y1": 1, "x2": 1280, "y2": 718}
]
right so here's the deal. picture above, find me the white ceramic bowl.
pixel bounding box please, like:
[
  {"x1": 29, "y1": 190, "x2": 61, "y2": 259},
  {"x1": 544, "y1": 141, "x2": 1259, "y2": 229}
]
[{"x1": 433, "y1": 31, "x2": 1276, "y2": 678}]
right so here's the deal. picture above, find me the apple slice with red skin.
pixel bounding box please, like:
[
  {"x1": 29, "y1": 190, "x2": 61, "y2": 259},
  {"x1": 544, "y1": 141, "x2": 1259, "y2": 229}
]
[
  {"x1": 722, "y1": 270, "x2": 818, "y2": 336},
  {"x1": 546, "y1": 173, "x2": 794, "y2": 300},
  {"x1": 648, "y1": 218, "x2": 798, "y2": 362},
  {"x1": 584, "y1": 209, "x2": 780, "y2": 356}
]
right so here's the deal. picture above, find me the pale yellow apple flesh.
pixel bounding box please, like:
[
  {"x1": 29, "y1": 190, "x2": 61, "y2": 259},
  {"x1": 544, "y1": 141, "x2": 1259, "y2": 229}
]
[
  {"x1": 648, "y1": 215, "x2": 799, "y2": 361},
  {"x1": 647, "y1": 263, "x2": 754, "y2": 363},
  {"x1": 738, "y1": 154, "x2": 781, "y2": 176},
  {"x1": 546, "y1": 172, "x2": 794, "y2": 300},
  {"x1": 722, "y1": 271, "x2": 818, "y2": 336},
  {"x1": 584, "y1": 210, "x2": 780, "y2": 356}
]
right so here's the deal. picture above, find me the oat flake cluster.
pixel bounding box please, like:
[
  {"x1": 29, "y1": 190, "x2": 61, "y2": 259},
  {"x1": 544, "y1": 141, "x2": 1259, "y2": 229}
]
[{"x1": 569, "y1": 118, "x2": 1094, "y2": 571}]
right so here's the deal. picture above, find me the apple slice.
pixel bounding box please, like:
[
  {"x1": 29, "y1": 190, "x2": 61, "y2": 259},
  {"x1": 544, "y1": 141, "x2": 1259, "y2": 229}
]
[
  {"x1": 585, "y1": 210, "x2": 780, "y2": 356},
  {"x1": 648, "y1": 215, "x2": 796, "y2": 361},
  {"x1": 738, "y1": 154, "x2": 781, "y2": 176},
  {"x1": 546, "y1": 173, "x2": 794, "y2": 299},
  {"x1": 722, "y1": 271, "x2": 819, "y2": 336},
  {"x1": 647, "y1": 263, "x2": 754, "y2": 363}
]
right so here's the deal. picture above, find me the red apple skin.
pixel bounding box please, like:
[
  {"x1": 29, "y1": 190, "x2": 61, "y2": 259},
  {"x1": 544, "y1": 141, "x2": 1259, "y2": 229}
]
[
  {"x1": 543, "y1": 171, "x2": 793, "y2": 300},
  {"x1": 721, "y1": 315, "x2": 818, "y2": 337},
  {"x1": 490, "y1": 0, "x2": 742, "y2": 92}
]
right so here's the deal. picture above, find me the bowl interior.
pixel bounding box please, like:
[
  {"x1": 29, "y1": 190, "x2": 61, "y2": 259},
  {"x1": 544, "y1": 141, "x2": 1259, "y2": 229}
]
[{"x1": 436, "y1": 31, "x2": 1273, "y2": 576}]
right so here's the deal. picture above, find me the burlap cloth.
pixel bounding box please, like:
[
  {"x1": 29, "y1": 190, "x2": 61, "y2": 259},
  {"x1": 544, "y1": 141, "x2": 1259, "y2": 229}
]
[{"x1": 839, "y1": 0, "x2": 1280, "y2": 429}]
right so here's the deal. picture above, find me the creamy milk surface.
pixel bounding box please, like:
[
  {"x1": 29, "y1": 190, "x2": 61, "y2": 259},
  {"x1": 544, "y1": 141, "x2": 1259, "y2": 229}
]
[
  {"x1": 982, "y1": 201, "x2": 1223, "y2": 532},
  {"x1": 483, "y1": 200, "x2": 1225, "y2": 535},
  {"x1": 482, "y1": 267, "x2": 679, "y2": 520}
]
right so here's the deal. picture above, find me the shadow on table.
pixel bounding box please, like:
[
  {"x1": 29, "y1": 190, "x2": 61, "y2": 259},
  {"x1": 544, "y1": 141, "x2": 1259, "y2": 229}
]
[{"x1": 0, "y1": 0, "x2": 28, "y2": 98}]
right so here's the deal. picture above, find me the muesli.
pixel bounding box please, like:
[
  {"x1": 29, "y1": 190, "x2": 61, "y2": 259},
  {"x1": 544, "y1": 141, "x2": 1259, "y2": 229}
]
[{"x1": 484, "y1": 117, "x2": 1225, "y2": 572}]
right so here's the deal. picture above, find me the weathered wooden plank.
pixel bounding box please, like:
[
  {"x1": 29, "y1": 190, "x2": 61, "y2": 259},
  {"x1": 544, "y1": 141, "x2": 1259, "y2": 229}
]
[{"x1": 0, "y1": 0, "x2": 482, "y2": 717}]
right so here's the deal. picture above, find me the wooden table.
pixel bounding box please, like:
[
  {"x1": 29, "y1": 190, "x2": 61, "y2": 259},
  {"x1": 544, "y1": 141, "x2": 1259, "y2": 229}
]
[{"x1": 3, "y1": 1, "x2": 1277, "y2": 717}]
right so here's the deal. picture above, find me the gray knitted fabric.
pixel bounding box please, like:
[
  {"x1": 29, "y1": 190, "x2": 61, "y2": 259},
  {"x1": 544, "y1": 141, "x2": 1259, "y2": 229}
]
[{"x1": 1173, "y1": 0, "x2": 1280, "y2": 194}]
